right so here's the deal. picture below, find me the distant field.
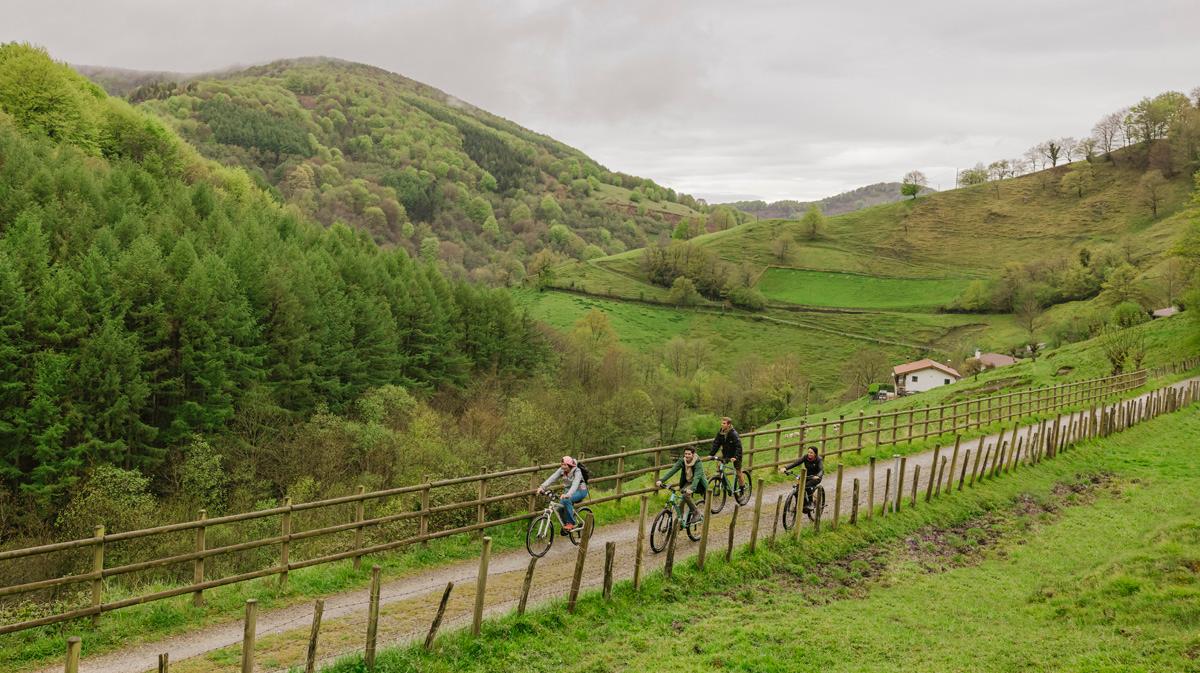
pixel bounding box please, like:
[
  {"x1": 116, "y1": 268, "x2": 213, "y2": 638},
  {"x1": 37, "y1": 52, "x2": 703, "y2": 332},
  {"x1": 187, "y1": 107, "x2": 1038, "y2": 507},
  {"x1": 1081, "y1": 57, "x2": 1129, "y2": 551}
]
[
  {"x1": 757, "y1": 268, "x2": 969, "y2": 309},
  {"x1": 512, "y1": 289, "x2": 927, "y2": 391}
]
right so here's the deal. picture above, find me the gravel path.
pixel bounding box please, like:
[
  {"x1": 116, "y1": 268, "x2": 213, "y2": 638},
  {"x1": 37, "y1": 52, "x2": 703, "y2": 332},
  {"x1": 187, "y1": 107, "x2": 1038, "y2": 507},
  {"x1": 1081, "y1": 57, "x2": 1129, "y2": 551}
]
[{"x1": 42, "y1": 378, "x2": 1196, "y2": 673}]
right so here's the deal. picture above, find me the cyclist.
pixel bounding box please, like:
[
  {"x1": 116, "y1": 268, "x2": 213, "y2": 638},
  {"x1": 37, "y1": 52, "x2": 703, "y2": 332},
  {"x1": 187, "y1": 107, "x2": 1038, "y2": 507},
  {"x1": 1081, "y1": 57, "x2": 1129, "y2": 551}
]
[
  {"x1": 656, "y1": 447, "x2": 707, "y2": 523},
  {"x1": 537, "y1": 456, "x2": 588, "y2": 532},
  {"x1": 781, "y1": 446, "x2": 824, "y2": 514},
  {"x1": 709, "y1": 416, "x2": 745, "y2": 491}
]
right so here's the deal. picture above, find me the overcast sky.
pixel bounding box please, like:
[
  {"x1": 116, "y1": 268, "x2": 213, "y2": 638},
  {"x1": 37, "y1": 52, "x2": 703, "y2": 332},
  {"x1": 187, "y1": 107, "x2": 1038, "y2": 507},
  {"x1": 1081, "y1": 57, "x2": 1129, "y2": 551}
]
[{"x1": 5, "y1": 0, "x2": 1198, "y2": 202}]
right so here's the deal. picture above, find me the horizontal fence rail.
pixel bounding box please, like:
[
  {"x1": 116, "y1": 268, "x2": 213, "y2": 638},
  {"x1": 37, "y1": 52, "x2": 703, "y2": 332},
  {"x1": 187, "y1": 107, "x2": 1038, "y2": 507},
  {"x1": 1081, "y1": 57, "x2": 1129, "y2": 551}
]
[{"x1": 1, "y1": 357, "x2": 1196, "y2": 636}]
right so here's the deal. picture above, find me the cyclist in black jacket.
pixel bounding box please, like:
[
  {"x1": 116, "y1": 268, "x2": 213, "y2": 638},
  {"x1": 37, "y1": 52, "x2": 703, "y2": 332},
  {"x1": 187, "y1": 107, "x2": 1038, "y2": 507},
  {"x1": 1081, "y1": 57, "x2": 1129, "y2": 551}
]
[
  {"x1": 709, "y1": 416, "x2": 745, "y2": 490},
  {"x1": 782, "y1": 446, "x2": 824, "y2": 514}
]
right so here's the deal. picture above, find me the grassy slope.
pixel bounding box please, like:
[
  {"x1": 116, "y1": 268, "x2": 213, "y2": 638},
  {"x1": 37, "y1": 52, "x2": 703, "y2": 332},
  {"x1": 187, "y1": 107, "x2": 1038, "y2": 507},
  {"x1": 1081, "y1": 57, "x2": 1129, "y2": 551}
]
[
  {"x1": 756, "y1": 268, "x2": 970, "y2": 309},
  {"x1": 340, "y1": 403, "x2": 1200, "y2": 673}
]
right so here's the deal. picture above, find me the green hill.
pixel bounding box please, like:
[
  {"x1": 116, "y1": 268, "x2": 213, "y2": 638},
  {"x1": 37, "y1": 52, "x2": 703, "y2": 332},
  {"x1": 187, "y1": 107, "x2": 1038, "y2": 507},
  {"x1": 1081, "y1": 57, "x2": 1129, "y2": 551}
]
[
  {"x1": 98, "y1": 58, "x2": 729, "y2": 282},
  {"x1": 721, "y1": 181, "x2": 935, "y2": 219}
]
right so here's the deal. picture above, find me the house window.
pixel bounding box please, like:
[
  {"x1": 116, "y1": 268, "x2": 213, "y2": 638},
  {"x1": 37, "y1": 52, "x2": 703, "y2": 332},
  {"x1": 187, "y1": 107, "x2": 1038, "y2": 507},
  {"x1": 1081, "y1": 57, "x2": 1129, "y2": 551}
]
[
  {"x1": 911, "y1": 375, "x2": 918, "y2": 382},
  {"x1": 944, "y1": 379, "x2": 950, "y2": 385}
]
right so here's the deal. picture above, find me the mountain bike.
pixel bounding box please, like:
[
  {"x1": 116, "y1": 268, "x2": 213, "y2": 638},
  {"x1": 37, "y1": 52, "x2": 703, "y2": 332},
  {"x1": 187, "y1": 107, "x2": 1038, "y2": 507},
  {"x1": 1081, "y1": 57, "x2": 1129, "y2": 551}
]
[
  {"x1": 782, "y1": 470, "x2": 826, "y2": 530},
  {"x1": 650, "y1": 485, "x2": 705, "y2": 553},
  {"x1": 525, "y1": 492, "x2": 593, "y2": 558},
  {"x1": 706, "y1": 459, "x2": 753, "y2": 515}
]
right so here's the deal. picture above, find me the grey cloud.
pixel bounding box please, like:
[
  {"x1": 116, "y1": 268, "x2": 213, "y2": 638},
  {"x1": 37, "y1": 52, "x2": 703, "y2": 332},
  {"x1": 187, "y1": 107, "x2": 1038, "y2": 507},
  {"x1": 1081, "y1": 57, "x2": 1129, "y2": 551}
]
[{"x1": 3, "y1": 0, "x2": 1197, "y2": 201}]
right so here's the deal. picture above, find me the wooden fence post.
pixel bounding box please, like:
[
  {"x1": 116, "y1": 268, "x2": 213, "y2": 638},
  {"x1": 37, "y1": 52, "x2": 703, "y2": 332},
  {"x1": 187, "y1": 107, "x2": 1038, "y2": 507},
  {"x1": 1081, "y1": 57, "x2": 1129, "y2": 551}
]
[
  {"x1": 814, "y1": 488, "x2": 825, "y2": 534},
  {"x1": 568, "y1": 520, "x2": 591, "y2": 613},
  {"x1": 634, "y1": 495, "x2": 648, "y2": 589},
  {"x1": 91, "y1": 525, "x2": 104, "y2": 628},
  {"x1": 616, "y1": 450, "x2": 625, "y2": 501},
  {"x1": 240, "y1": 599, "x2": 257, "y2": 673},
  {"x1": 518, "y1": 558, "x2": 537, "y2": 616},
  {"x1": 850, "y1": 479, "x2": 860, "y2": 525},
  {"x1": 725, "y1": 504, "x2": 739, "y2": 562},
  {"x1": 305, "y1": 599, "x2": 324, "y2": 673},
  {"x1": 366, "y1": 565, "x2": 382, "y2": 669},
  {"x1": 527, "y1": 464, "x2": 539, "y2": 512},
  {"x1": 947, "y1": 436, "x2": 961, "y2": 497},
  {"x1": 881, "y1": 469, "x2": 891, "y2": 517},
  {"x1": 970, "y1": 444, "x2": 986, "y2": 486},
  {"x1": 280, "y1": 497, "x2": 292, "y2": 590},
  {"x1": 193, "y1": 509, "x2": 206, "y2": 607},
  {"x1": 749, "y1": 486, "x2": 765, "y2": 553},
  {"x1": 935, "y1": 456, "x2": 947, "y2": 497},
  {"x1": 867, "y1": 457, "x2": 876, "y2": 520},
  {"x1": 353, "y1": 485, "x2": 366, "y2": 570},
  {"x1": 910, "y1": 464, "x2": 920, "y2": 508},
  {"x1": 832, "y1": 464, "x2": 844, "y2": 530},
  {"x1": 473, "y1": 538, "x2": 491, "y2": 632},
  {"x1": 894, "y1": 457, "x2": 907, "y2": 513},
  {"x1": 65, "y1": 637, "x2": 81, "y2": 673},
  {"x1": 925, "y1": 446, "x2": 941, "y2": 502},
  {"x1": 770, "y1": 494, "x2": 783, "y2": 545},
  {"x1": 477, "y1": 478, "x2": 488, "y2": 531},
  {"x1": 603, "y1": 541, "x2": 616, "y2": 599},
  {"x1": 697, "y1": 492, "x2": 713, "y2": 568},
  {"x1": 664, "y1": 516, "x2": 678, "y2": 579},
  {"x1": 425, "y1": 582, "x2": 454, "y2": 650},
  {"x1": 158, "y1": 653, "x2": 169, "y2": 673},
  {"x1": 958, "y1": 449, "x2": 970, "y2": 491},
  {"x1": 420, "y1": 479, "x2": 431, "y2": 545},
  {"x1": 794, "y1": 466, "x2": 807, "y2": 541},
  {"x1": 774, "y1": 423, "x2": 783, "y2": 464}
]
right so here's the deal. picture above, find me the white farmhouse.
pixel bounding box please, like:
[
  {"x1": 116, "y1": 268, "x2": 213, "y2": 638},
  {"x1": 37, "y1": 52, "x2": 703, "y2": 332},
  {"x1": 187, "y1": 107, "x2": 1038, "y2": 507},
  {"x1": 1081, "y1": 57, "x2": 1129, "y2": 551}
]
[{"x1": 892, "y1": 359, "x2": 961, "y2": 394}]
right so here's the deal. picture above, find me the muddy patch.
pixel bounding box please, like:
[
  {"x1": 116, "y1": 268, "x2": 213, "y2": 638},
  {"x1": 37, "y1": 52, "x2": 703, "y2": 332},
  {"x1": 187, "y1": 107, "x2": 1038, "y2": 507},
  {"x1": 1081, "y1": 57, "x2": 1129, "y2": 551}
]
[{"x1": 774, "y1": 472, "x2": 1118, "y2": 604}]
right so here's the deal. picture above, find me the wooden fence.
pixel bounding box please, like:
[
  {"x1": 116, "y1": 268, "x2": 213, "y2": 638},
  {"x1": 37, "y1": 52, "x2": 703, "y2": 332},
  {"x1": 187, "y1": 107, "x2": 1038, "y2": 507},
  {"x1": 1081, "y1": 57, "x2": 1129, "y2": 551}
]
[
  {"x1": 52, "y1": 377, "x2": 1200, "y2": 673},
  {"x1": 2, "y1": 358, "x2": 1196, "y2": 637}
]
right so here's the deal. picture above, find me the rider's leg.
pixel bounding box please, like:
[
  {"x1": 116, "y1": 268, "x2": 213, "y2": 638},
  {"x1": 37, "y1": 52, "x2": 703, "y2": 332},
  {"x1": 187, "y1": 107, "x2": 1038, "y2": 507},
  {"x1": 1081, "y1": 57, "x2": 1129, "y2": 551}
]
[
  {"x1": 562, "y1": 489, "x2": 588, "y2": 527},
  {"x1": 561, "y1": 494, "x2": 576, "y2": 525},
  {"x1": 682, "y1": 492, "x2": 699, "y2": 521}
]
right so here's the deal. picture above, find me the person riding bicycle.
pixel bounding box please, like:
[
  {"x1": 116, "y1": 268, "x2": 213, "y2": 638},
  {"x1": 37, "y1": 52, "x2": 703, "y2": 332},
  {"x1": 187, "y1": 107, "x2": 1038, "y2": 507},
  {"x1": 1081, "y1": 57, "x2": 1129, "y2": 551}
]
[
  {"x1": 782, "y1": 446, "x2": 824, "y2": 514},
  {"x1": 709, "y1": 416, "x2": 745, "y2": 491},
  {"x1": 656, "y1": 447, "x2": 706, "y2": 523},
  {"x1": 537, "y1": 456, "x2": 588, "y2": 532}
]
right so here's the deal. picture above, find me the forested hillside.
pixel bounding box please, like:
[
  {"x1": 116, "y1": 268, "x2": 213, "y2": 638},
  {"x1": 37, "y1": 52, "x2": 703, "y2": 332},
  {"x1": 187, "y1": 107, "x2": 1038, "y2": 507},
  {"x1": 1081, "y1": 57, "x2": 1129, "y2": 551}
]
[
  {"x1": 0, "y1": 45, "x2": 551, "y2": 536},
  {"x1": 94, "y1": 58, "x2": 750, "y2": 285}
]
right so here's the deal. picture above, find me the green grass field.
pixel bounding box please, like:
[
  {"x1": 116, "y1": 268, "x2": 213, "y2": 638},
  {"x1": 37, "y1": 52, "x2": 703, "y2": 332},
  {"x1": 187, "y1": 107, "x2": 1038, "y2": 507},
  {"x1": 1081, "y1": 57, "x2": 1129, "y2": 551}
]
[
  {"x1": 330, "y1": 400, "x2": 1200, "y2": 673},
  {"x1": 757, "y1": 268, "x2": 970, "y2": 309}
]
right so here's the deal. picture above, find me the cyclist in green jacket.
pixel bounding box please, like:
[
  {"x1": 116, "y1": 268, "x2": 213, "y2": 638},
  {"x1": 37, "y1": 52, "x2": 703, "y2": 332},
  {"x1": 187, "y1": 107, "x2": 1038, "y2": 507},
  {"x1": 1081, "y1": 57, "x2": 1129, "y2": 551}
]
[{"x1": 656, "y1": 447, "x2": 707, "y2": 522}]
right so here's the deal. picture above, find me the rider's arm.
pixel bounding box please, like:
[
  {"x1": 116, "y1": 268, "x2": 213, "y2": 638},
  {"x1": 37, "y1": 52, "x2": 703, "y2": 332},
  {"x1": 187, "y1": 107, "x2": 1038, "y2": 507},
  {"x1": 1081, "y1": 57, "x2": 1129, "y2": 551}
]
[
  {"x1": 783, "y1": 457, "x2": 804, "y2": 472},
  {"x1": 660, "y1": 458, "x2": 682, "y2": 484},
  {"x1": 709, "y1": 434, "x2": 722, "y2": 458},
  {"x1": 812, "y1": 457, "x2": 824, "y2": 479},
  {"x1": 539, "y1": 468, "x2": 563, "y2": 492},
  {"x1": 730, "y1": 429, "x2": 742, "y2": 451},
  {"x1": 564, "y1": 467, "x2": 583, "y2": 498}
]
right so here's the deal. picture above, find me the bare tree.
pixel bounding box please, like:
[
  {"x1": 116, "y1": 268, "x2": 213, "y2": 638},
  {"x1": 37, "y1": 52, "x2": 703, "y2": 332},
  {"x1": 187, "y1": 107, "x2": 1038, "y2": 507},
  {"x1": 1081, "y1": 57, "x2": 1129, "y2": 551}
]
[
  {"x1": 1015, "y1": 294, "x2": 1043, "y2": 360},
  {"x1": 1157, "y1": 257, "x2": 1190, "y2": 307},
  {"x1": 1059, "y1": 137, "x2": 1079, "y2": 163},
  {"x1": 1024, "y1": 146, "x2": 1043, "y2": 172},
  {"x1": 1075, "y1": 137, "x2": 1098, "y2": 162},
  {"x1": 1093, "y1": 111, "x2": 1123, "y2": 158},
  {"x1": 1138, "y1": 170, "x2": 1168, "y2": 217},
  {"x1": 840, "y1": 348, "x2": 890, "y2": 400}
]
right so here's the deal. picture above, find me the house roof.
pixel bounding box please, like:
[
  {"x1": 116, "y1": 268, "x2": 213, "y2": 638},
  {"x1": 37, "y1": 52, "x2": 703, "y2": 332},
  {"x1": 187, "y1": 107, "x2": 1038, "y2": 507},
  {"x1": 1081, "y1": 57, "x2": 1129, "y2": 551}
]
[
  {"x1": 977, "y1": 352, "x2": 1017, "y2": 368},
  {"x1": 893, "y1": 359, "x2": 961, "y2": 379}
]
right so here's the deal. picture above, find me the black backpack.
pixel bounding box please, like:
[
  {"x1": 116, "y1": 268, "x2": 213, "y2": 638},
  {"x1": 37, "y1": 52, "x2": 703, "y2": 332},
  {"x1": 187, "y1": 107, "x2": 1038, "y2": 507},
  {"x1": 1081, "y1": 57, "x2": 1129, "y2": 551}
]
[{"x1": 577, "y1": 462, "x2": 591, "y2": 484}]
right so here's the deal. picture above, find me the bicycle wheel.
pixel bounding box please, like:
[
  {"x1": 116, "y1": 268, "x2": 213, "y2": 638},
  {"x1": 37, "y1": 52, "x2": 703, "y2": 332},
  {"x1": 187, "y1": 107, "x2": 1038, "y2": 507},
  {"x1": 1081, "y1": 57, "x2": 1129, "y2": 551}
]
[
  {"x1": 685, "y1": 499, "x2": 705, "y2": 541},
  {"x1": 707, "y1": 476, "x2": 727, "y2": 514},
  {"x1": 782, "y1": 489, "x2": 799, "y2": 531},
  {"x1": 807, "y1": 486, "x2": 826, "y2": 522},
  {"x1": 734, "y1": 472, "x2": 753, "y2": 506},
  {"x1": 567, "y1": 507, "x2": 593, "y2": 546},
  {"x1": 649, "y1": 509, "x2": 673, "y2": 553},
  {"x1": 525, "y1": 512, "x2": 554, "y2": 558}
]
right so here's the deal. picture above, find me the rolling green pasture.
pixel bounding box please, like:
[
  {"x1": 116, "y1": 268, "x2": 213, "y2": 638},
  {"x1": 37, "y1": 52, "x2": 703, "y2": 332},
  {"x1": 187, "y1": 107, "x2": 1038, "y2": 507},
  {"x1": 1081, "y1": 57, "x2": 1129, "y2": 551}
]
[{"x1": 757, "y1": 267, "x2": 970, "y2": 309}]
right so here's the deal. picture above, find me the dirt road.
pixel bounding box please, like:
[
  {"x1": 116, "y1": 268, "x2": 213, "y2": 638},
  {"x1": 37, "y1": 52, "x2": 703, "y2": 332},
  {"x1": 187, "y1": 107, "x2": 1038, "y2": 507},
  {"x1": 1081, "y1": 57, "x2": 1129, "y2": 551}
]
[{"x1": 42, "y1": 378, "x2": 1196, "y2": 673}]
